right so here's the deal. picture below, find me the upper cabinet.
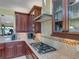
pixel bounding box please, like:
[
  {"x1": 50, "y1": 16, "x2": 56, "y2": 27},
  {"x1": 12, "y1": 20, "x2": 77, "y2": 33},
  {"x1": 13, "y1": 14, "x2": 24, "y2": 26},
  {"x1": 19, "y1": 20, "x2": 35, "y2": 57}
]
[
  {"x1": 29, "y1": 6, "x2": 42, "y2": 33},
  {"x1": 53, "y1": 0, "x2": 63, "y2": 32},
  {"x1": 15, "y1": 12, "x2": 28, "y2": 32},
  {"x1": 27, "y1": 14, "x2": 33, "y2": 32},
  {"x1": 52, "y1": 0, "x2": 79, "y2": 40},
  {"x1": 52, "y1": 0, "x2": 69, "y2": 32},
  {"x1": 68, "y1": 0, "x2": 79, "y2": 32}
]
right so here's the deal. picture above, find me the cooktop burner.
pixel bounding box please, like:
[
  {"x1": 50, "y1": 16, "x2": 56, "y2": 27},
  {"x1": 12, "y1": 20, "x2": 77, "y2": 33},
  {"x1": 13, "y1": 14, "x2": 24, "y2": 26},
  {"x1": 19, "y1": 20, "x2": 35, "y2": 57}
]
[{"x1": 31, "y1": 42, "x2": 56, "y2": 54}]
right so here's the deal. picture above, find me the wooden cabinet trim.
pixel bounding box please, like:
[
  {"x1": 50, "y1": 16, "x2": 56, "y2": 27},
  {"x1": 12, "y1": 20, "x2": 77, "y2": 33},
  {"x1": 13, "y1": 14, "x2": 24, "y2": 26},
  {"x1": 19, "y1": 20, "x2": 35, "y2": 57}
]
[{"x1": 52, "y1": 32, "x2": 79, "y2": 40}]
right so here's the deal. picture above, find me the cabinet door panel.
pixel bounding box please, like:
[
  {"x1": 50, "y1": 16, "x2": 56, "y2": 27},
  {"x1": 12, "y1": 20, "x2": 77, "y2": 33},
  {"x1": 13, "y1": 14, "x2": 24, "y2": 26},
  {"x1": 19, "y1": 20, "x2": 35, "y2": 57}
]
[
  {"x1": 27, "y1": 15, "x2": 33, "y2": 32},
  {"x1": 0, "y1": 44, "x2": 5, "y2": 59},
  {"x1": 16, "y1": 44, "x2": 23, "y2": 56},
  {"x1": 20, "y1": 14, "x2": 28, "y2": 32},
  {"x1": 15, "y1": 12, "x2": 28, "y2": 32},
  {"x1": 5, "y1": 46, "x2": 15, "y2": 58},
  {"x1": 16, "y1": 14, "x2": 21, "y2": 32},
  {"x1": 35, "y1": 22, "x2": 41, "y2": 33},
  {"x1": 15, "y1": 41, "x2": 25, "y2": 57},
  {"x1": 5, "y1": 42, "x2": 16, "y2": 58}
]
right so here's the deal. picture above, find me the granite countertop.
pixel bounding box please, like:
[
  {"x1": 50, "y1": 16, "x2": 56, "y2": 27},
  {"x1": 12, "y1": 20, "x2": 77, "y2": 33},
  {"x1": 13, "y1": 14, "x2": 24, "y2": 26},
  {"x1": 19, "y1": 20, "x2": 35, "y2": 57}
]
[
  {"x1": 20, "y1": 39, "x2": 58, "y2": 59},
  {"x1": 0, "y1": 35, "x2": 78, "y2": 59},
  {"x1": 22, "y1": 38, "x2": 79, "y2": 59},
  {"x1": 0, "y1": 38, "x2": 57, "y2": 59},
  {"x1": 0, "y1": 35, "x2": 17, "y2": 43}
]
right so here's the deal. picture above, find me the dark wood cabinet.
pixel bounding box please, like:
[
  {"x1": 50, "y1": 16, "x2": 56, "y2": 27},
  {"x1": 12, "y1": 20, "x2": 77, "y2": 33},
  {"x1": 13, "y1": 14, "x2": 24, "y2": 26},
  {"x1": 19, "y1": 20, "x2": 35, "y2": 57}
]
[
  {"x1": 15, "y1": 41, "x2": 26, "y2": 57},
  {"x1": 0, "y1": 41, "x2": 38, "y2": 59},
  {"x1": 52, "y1": 0, "x2": 79, "y2": 40},
  {"x1": 5, "y1": 42, "x2": 15, "y2": 58},
  {"x1": 4, "y1": 41, "x2": 26, "y2": 59},
  {"x1": 27, "y1": 14, "x2": 33, "y2": 32},
  {"x1": 0, "y1": 41, "x2": 26, "y2": 59},
  {"x1": 0, "y1": 43, "x2": 5, "y2": 59},
  {"x1": 15, "y1": 12, "x2": 29, "y2": 32},
  {"x1": 25, "y1": 42, "x2": 38, "y2": 59},
  {"x1": 29, "y1": 6, "x2": 42, "y2": 33},
  {"x1": 35, "y1": 22, "x2": 41, "y2": 33}
]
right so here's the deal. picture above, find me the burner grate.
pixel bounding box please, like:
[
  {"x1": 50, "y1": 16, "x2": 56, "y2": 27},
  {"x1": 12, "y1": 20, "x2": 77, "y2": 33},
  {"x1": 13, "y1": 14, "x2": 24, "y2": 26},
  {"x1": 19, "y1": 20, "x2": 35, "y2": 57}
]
[{"x1": 31, "y1": 42, "x2": 56, "y2": 54}]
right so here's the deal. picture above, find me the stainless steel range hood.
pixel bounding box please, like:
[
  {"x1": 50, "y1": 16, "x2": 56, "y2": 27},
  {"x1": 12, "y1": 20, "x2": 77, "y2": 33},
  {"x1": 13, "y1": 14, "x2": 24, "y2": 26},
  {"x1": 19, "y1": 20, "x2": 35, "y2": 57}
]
[{"x1": 34, "y1": 14, "x2": 52, "y2": 22}]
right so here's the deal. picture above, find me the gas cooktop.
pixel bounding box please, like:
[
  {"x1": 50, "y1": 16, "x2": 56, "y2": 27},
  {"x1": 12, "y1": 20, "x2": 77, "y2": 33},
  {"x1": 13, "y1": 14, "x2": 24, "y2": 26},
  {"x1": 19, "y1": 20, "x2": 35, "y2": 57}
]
[{"x1": 31, "y1": 42, "x2": 56, "y2": 54}]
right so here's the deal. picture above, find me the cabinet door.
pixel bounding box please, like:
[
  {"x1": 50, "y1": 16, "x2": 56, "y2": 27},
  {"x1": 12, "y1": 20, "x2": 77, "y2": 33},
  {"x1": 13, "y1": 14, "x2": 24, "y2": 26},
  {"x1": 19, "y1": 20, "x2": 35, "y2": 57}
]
[
  {"x1": 15, "y1": 41, "x2": 25, "y2": 57},
  {"x1": 21, "y1": 14, "x2": 28, "y2": 32},
  {"x1": 35, "y1": 22, "x2": 41, "y2": 33},
  {"x1": 0, "y1": 44, "x2": 5, "y2": 59},
  {"x1": 27, "y1": 15, "x2": 33, "y2": 32},
  {"x1": 25, "y1": 43, "x2": 38, "y2": 59},
  {"x1": 5, "y1": 43, "x2": 15, "y2": 58},
  {"x1": 16, "y1": 13, "x2": 21, "y2": 32},
  {"x1": 5, "y1": 46, "x2": 15, "y2": 58},
  {"x1": 15, "y1": 12, "x2": 28, "y2": 32},
  {"x1": 16, "y1": 44, "x2": 23, "y2": 56}
]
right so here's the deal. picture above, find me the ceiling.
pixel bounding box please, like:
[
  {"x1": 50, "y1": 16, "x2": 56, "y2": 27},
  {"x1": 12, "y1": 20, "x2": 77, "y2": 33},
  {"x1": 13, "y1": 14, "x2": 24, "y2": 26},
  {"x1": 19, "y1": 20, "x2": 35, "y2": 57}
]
[{"x1": 0, "y1": 0, "x2": 42, "y2": 13}]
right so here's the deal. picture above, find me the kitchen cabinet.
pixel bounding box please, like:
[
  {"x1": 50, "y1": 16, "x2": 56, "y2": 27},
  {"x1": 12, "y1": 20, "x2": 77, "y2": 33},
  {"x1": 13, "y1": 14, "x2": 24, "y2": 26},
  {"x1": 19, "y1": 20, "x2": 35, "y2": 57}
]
[
  {"x1": 29, "y1": 6, "x2": 42, "y2": 33},
  {"x1": 0, "y1": 43, "x2": 5, "y2": 59},
  {"x1": 5, "y1": 42, "x2": 16, "y2": 58},
  {"x1": 0, "y1": 41, "x2": 38, "y2": 59},
  {"x1": 68, "y1": 1, "x2": 79, "y2": 32},
  {"x1": 52, "y1": 0, "x2": 66, "y2": 32},
  {"x1": 15, "y1": 41, "x2": 26, "y2": 57},
  {"x1": 15, "y1": 12, "x2": 28, "y2": 32},
  {"x1": 52, "y1": 0, "x2": 79, "y2": 40},
  {"x1": 35, "y1": 22, "x2": 41, "y2": 33},
  {"x1": 25, "y1": 42, "x2": 38, "y2": 59},
  {"x1": 27, "y1": 14, "x2": 33, "y2": 32},
  {"x1": 5, "y1": 41, "x2": 26, "y2": 59}
]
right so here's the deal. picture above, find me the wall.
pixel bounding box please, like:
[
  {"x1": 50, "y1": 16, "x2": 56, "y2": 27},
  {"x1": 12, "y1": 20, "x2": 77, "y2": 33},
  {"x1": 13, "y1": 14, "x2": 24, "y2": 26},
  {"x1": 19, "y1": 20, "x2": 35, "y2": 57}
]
[{"x1": 41, "y1": 20, "x2": 52, "y2": 36}]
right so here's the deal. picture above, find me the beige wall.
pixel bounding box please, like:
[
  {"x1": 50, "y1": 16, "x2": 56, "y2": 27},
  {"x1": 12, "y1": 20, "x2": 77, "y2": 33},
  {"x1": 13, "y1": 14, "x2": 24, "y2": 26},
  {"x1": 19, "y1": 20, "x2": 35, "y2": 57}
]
[{"x1": 41, "y1": 20, "x2": 52, "y2": 36}]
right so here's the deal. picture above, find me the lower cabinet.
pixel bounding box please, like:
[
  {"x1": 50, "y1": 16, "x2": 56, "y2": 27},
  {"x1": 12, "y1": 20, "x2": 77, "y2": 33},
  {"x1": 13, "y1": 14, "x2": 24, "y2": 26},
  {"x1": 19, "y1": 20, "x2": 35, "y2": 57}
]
[
  {"x1": 25, "y1": 43, "x2": 38, "y2": 59},
  {"x1": 0, "y1": 44, "x2": 5, "y2": 59},
  {"x1": 15, "y1": 41, "x2": 26, "y2": 57},
  {"x1": 5, "y1": 41, "x2": 26, "y2": 59},
  {"x1": 5, "y1": 42, "x2": 16, "y2": 58},
  {"x1": 0, "y1": 41, "x2": 38, "y2": 59}
]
